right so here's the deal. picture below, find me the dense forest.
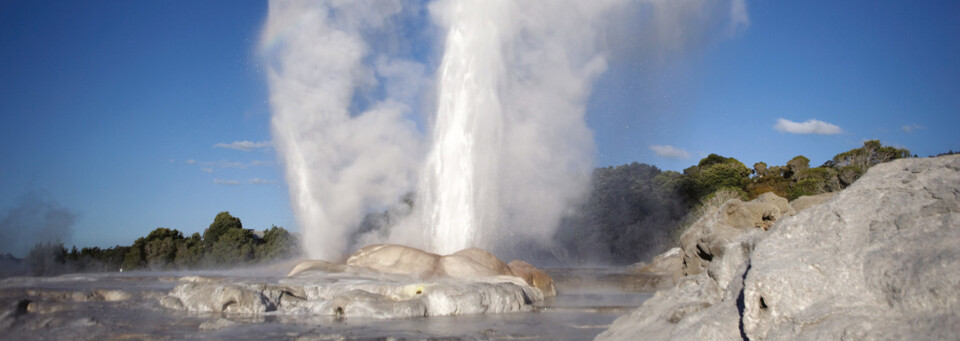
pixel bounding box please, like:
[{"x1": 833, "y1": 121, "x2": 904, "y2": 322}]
[{"x1": 11, "y1": 140, "x2": 914, "y2": 275}]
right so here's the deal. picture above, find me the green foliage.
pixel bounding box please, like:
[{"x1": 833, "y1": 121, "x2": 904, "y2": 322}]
[
  {"x1": 680, "y1": 154, "x2": 751, "y2": 201},
  {"x1": 256, "y1": 226, "x2": 300, "y2": 262},
  {"x1": 830, "y1": 140, "x2": 909, "y2": 186},
  {"x1": 174, "y1": 233, "x2": 203, "y2": 268},
  {"x1": 832, "y1": 140, "x2": 910, "y2": 169},
  {"x1": 21, "y1": 212, "x2": 299, "y2": 276},
  {"x1": 143, "y1": 228, "x2": 184, "y2": 269},
  {"x1": 203, "y1": 211, "x2": 243, "y2": 249},
  {"x1": 207, "y1": 228, "x2": 256, "y2": 266},
  {"x1": 122, "y1": 227, "x2": 186, "y2": 270},
  {"x1": 785, "y1": 155, "x2": 810, "y2": 178},
  {"x1": 753, "y1": 162, "x2": 768, "y2": 177},
  {"x1": 79, "y1": 245, "x2": 129, "y2": 271},
  {"x1": 121, "y1": 239, "x2": 144, "y2": 271}
]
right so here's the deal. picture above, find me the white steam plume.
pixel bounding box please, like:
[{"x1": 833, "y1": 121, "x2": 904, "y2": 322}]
[
  {"x1": 379, "y1": 0, "x2": 626, "y2": 258},
  {"x1": 262, "y1": 0, "x2": 751, "y2": 261},
  {"x1": 261, "y1": 0, "x2": 422, "y2": 260}
]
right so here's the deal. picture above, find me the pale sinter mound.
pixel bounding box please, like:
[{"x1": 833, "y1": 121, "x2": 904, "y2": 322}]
[{"x1": 160, "y1": 244, "x2": 555, "y2": 320}]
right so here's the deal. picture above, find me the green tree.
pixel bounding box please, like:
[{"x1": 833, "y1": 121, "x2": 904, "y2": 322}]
[
  {"x1": 122, "y1": 238, "x2": 145, "y2": 271},
  {"x1": 785, "y1": 155, "x2": 810, "y2": 179},
  {"x1": 830, "y1": 140, "x2": 910, "y2": 186},
  {"x1": 753, "y1": 162, "x2": 768, "y2": 177},
  {"x1": 121, "y1": 227, "x2": 185, "y2": 270},
  {"x1": 143, "y1": 228, "x2": 184, "y2": 269},
  {"x1": 175, "y1": 233, "x2": 204, "y2": 268},
  {"x1": 256, "y1": 226, "x2": 300, "y2": 262},
  {"x1": 680, "y1": 154, "x2": 751, "y2": 201},
  {"x1": 207, "y1": 228, "x2": 256, "y2": 266},
  {"x1": 203, "y1": 212, "x2": 243, "y2": 249}
]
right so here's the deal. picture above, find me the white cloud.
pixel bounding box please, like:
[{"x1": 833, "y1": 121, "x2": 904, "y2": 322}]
[
  {"x1": 774, "y1": 118, "x2": 842, "y2": 135},
  {"x1": 201, "y1": 160, "x2": 244, "y2": 168},
  {"x1": 649, "y1": 145, "x2": 691, "y2": 159},
  {"x1": 248, "y1": 178, "x2": 276, "y2": 184},
  {"x1": 185, "y1": 159, "x2": 196, "y2": 164},
  {"x1": 213, "y1": 179, "x2": 240, "y2": 186},
  {"x1": 201, "y1": 168, "x2": 214, "y2": 173},
  {"x1": 901, "y1": 124, "x2": 924, "y2": 133},
  {"x1": 213, "y1": 140, "x2": 272, "y2": 152}
]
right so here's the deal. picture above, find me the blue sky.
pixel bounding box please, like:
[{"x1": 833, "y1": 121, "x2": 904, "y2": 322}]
[{"x1": 1, "y1": 1, "x2": 958, "y2": 254}]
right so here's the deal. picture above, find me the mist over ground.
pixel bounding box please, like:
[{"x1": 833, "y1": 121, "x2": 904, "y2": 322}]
[{"x1": 0, "y1": 192, "x2": 76, "y2": 258}]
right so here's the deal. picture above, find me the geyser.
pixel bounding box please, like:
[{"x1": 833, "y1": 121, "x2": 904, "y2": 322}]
[
  {"x1": 412, "y1": 0, "x2": 618, "y2": 256},
  {"x1": 262, "y1": 0, "x2": 750, "y2": 261}
]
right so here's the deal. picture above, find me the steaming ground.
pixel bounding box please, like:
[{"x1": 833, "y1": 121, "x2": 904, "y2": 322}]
[
  {"x1": 0, "y1": 266, "x2": 662, "y2": 339},
  {"x1": 0, "y1": 193, "x2": 76, "y2": 258}
]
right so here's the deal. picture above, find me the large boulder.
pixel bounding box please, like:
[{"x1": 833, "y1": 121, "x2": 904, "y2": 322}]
[
  {"x1": 680, "y1": 192, "x2": 793, "y2": 277},
  {"x1": 741, "y1": 155, "x2": 960, "y2": 340},
  {"x1": 599, "y1": 155, "x2": 960, "y2": 340}
]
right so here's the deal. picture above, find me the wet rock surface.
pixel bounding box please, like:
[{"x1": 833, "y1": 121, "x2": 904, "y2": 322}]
[
  {"x1": 0, "y1": 266, "x2": 652, "y2": 340},
  {"x1": 0, "y1": 245, "x2": 654, "y2": 339},
  {"x1": 599, "y1": 155, "x2": 960, "y2": 340}
]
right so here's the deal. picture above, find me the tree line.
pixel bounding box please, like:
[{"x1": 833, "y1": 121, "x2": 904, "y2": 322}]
[{"x1": 22, "y1": 212, "x2": 299, "y2": 276}]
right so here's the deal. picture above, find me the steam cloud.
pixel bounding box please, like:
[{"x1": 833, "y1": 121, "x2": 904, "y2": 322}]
[
  {"x1": 0, "y1": 193, "x2": 76, "y2": 257},
  {"x1": 261, "y1": 0, "x2": 423, "y2": 260},
  {"x1": 262, "y1": 0, "x2": 750, "y2": 261}
]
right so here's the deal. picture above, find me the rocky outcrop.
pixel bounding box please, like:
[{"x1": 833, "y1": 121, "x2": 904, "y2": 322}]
[
  {"x1": 599, "y1": 155, "x2": 960, "y2": 340},
  {"x1": 680, "y1": 192, "x2": 793, "y2": 277},
  {"x1": 162, "y1": 245, "x2": 556, "y2": 320},
  {"x1": 635, "y1": 247, "x2": 682, "y2": 279},
  {"x1": 788, "y1": 191, "x2": 836, "y2": 212},
  {"x1": 159, "y1": 274, "x2": 539, "y2": 319}
]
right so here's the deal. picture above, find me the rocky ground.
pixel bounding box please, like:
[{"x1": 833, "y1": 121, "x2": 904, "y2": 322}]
[
  {"x1": 0, "y1": 245, "x2": 667, "y2": 339},
  {"x1": 598, "y1": 155, "x2": 960, "y2": 340}
]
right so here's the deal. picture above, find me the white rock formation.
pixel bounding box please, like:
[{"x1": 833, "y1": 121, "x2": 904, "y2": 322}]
[
  {"x1": 599, "y1": 155, "x2": 960, "y2": 340},
  {"x1": 161, "y1": 245, "x2": 553, "y2": 319}
]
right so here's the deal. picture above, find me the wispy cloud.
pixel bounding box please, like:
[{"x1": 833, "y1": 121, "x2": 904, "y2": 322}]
[
  {"x1": 185, "y1": 159, "x2": 196, "y2": 164},
  {"x1": 901, "y1": 124, "x2": 924, "y2": 133},
  {"x1": 201, "y1": 168, "x2": 214, "y2": 173},
  {"x1": 248, "y1": 178, "x2": 276, "y2": 185},
  {"x1": 774, "y1": 118, "x2": 842, "y2": 135},
  {"x1": 213, "y1": 179, "x2": 240, "y2": 186},
  {"x1": 650, "y1": 145, "x2": 691, "y2": 159},
  {"x1": 198, "y1": 160, "x2": 271, "y2": 168},
  {"x1": 213, "y1": 140, "x2": 272, "y2": 152}
]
